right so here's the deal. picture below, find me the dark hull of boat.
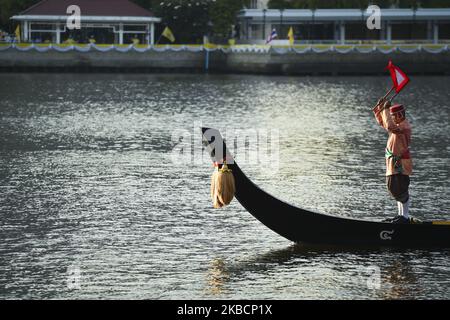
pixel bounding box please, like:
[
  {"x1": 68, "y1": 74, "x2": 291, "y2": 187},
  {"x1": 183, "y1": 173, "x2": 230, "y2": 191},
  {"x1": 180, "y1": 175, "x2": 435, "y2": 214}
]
[{"x1": 202, "y1": 127, "x2": 450, "y2": 248}]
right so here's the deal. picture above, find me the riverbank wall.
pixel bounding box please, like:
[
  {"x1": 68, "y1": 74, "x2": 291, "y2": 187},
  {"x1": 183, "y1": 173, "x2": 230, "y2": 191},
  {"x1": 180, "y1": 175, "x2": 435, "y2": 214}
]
[
  {"x1": 219, "y1": 50, "x2": 450, "y2": 75},
  {"x1": 1, "y1": 45, "x2": 449, "y2": 75}
]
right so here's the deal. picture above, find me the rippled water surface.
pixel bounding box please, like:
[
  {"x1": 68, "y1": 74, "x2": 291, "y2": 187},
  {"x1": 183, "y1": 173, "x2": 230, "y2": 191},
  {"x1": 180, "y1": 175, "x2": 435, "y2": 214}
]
[{"x1": 0, "y1": 73, "x2": 449, "y2": 299}]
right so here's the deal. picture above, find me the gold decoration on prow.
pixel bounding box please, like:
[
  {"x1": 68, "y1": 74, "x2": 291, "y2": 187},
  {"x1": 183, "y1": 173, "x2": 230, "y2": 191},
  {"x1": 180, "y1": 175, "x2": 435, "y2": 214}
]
[
  {"x1": 211, "y1": 161, "x2": 236, "y2": 208},
  {"x1": 211, "y1": 166, "x2": 223, "y2": 208}
]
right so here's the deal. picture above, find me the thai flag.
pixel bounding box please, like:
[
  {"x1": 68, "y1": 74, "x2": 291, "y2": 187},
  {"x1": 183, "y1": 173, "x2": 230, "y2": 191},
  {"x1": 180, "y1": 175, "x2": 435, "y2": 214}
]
[{"x1": 266, "y1": 29, "x2": 278, "y2": 44}]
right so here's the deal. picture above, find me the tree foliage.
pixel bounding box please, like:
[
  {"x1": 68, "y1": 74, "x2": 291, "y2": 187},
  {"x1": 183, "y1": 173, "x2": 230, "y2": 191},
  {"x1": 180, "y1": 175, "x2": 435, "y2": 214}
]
[
  {"x1": 0, "y1": 0, "x2": 39, "y2": 31},
  {"x1": 153, "y1": 0, "x2": 249, "y2": 43},
  {"x1": 153, "y1": 1, "x2": 212, "y2": 44},
  {"x1": 209, "y1": 0, "x2": 249, "y2": 38}
]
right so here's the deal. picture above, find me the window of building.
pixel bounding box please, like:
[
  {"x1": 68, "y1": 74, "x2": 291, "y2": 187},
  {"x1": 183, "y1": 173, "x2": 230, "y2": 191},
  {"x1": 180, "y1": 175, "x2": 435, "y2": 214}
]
[
  {"x1": 439, "y1": 23, "x2": 450, "y2": 40},
  {"x1": 295, "y1": 23, "x2": 335, "y2": 42},
  {"x1": 346, "y1": 22, "x2": 381, "y2": 41},
  {"x1": 392, "y1": 22, "x2": 427, "y2": 40}
]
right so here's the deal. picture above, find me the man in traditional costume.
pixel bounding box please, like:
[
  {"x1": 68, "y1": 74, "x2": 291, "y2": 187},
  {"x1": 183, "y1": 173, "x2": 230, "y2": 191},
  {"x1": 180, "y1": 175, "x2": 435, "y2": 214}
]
[{"x1": 373, "y1": 99, "x2": 412, "y2": 223}]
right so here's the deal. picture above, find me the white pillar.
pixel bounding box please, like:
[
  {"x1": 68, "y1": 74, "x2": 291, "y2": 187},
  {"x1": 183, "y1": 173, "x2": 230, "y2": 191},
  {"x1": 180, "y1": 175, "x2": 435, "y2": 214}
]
[
  {"x1": 150, "y1": 23, "x2": 155, "y2": 45},
  {"x1": 248, "y1": 24, "x2": 253, "y2": 40},
  {"x1": 119, "y1": 23, "x2": 124, "y2": 45},
  {"x1": 23, "y1": 21, "x2": 28, "y2": 42},
  {"x1": 387, "y1": 23, "x2": 392, "y2": 44},
  {"x1": 340, "y1": 22, "x2": 345, "y2": 44},
  {"x1": 56, "y1": 23, "x2": 61, "y2": 44},
  {"x1": 433, "y1": 22, "x2": 439, "y2": 44}
]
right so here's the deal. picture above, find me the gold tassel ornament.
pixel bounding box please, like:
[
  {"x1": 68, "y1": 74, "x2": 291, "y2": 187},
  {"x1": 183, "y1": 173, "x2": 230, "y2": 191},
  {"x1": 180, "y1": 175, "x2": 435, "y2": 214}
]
[
  {"x1": 210, "y1": 161, "x2": 235, "y2": 208},
  {"x1": 211, "y1": 166, "x2": 224, "y2": 209}
]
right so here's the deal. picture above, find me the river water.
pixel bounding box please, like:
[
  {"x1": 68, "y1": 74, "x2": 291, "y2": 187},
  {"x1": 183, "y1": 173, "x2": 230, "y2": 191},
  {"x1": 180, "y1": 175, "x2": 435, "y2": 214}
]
[{"x1": 0, "y1": 73, "x2": 449, "y2": 299}]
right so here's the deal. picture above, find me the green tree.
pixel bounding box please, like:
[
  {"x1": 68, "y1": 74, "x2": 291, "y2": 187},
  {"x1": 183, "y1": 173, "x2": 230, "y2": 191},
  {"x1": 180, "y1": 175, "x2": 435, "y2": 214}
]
[
  {"x1": 153, "y1": 0, "x2": 249, "y2": 43},
  {"x1": 131, "y1": 0, "x2": 156, "y2": 10},
  {"x1": 0, "y1": 0, "x2": 40, "y2": 31},
  {"x1": 413, "y1": 0, "x2": 450, "y2": 7},
  {"x1": 153, "y1": 1, "x2": 212, "y2": 44},
  {"x1": 267, "y1": 0, "x2": 296, "y2": 9},
  {"x1": 371, "y1": 0, "x2": 393, "y2": 8},
  {"x1": 209, "y1": 0, "x2": 250, "y2": 38}
]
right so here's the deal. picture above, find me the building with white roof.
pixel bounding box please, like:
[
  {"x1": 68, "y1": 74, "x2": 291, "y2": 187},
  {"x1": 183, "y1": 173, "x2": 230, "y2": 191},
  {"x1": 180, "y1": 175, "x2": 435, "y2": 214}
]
[{"x1": 237, "y1": 6, "x2": 450, "y2": 44}]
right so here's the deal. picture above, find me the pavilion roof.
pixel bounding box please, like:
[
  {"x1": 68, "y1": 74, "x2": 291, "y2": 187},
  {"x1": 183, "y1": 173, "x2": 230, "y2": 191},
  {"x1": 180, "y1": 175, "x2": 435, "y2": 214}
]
[{"x1": 20, "y1": 0, "x2": 155, "y2": 17}]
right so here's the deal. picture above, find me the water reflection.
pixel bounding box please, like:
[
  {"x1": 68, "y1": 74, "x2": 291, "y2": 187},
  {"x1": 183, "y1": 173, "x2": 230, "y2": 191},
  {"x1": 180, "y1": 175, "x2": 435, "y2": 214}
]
[
  {"x1": 205, "y1": 258, "x2": 230, "y2": 296},
  {"x1": 382, "y1": 258, "x2": 420, "y2": 300},
  {"x1": 206, "y1": 245, "x2": 448, "y2": 299}
]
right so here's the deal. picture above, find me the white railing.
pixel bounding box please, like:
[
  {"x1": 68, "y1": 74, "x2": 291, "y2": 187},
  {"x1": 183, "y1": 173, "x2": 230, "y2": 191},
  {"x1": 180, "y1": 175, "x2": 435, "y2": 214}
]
[{"x1": 0, "y1": 43, "x2": 449, "y2": 54}]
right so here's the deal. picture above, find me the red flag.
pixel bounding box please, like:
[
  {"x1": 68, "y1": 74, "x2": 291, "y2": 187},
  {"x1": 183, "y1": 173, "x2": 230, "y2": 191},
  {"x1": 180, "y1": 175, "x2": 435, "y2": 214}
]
[{"x1": 386, "y1": 60, "x2": 410, "y2": 93}]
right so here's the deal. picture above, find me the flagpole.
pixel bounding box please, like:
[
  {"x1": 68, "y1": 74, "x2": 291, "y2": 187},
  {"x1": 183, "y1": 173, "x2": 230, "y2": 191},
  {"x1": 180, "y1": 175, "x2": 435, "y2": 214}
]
[
  {"x1": 382, "y1": 86, "x2": 395, "y2": 100},
  {"x1": 373, "y1": 86, "x2": 395, "y2": 111},
  {"x1": 205, "y1": 47, "x2": 210, "y2": 72},
  {"x1": 155, "y1": 33, "x2": 163, "y2": 45},
  {"x1": 389, "y1": 92, "x2": 399, "y2": 103}
]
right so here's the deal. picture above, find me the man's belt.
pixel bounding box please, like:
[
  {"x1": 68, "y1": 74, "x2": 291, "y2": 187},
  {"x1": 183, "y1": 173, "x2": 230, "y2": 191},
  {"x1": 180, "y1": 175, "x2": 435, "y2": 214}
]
[{"x1": 385, "y1": 148, "x2": 410, "y2": 173}]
